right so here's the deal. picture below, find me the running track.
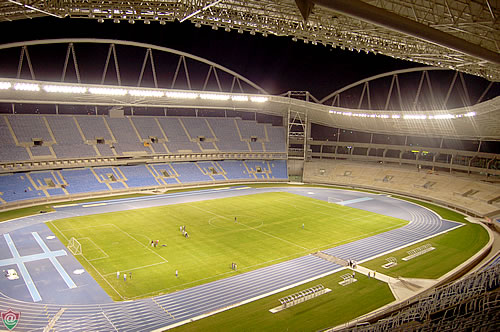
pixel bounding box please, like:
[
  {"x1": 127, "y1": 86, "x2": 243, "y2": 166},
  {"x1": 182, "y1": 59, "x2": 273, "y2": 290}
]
[{"x1": 0, "y1": 186, "x2": 462, "y2": 331}]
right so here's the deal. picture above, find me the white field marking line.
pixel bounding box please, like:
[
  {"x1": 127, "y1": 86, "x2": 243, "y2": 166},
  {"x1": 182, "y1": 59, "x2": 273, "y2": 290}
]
[
  {"x1": 103, "y1": 261, "x2": 168, "y2": 277},
  {"x1": 207, "y1": 216, "x2": 264, "y2": 229},
  {"x1": 276, "y1": 197, "x2": 366, "y2": 220},
  {"x1": 80, "y1": 248, "x2": 125, "y2": 301},
  {"x1": 78, "y1": 237, "x2": 110, "y2": 261},
  {"x1": 191, "y1": 204, "x2": 310, "y2": 251},
  {"x1": 128, "y1": 250, "x2": 324, "y2": 300},
  {"x1": 48, "y1": 221, "x2": 69, "y2": 242},
  {"x1": 109, "y1": 224, "x2": 168, "y2": 263}
]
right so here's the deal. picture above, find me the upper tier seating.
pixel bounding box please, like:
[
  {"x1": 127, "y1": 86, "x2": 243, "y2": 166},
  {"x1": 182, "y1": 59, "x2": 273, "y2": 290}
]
[
  {"x1": 207, "y1": 118, "x2": 249, "y2": 152},
  {"x1": 265, "y1": 126, "x2": 287, "y2": 152},
  {"x1": 181, "y1": 117, "x2": 214, "y2": 140},
  {"x1": 0, "y1": 114, "x2": 286, "y2": 162},
  {"x1": 0, "y1": 117, "x2": 30, "y2": 162}
]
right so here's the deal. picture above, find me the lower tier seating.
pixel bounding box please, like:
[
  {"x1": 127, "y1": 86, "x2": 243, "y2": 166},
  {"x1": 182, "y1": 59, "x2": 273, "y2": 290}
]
[{"x1": 0, "y1": 159, "x2": 288, "y2": 206}]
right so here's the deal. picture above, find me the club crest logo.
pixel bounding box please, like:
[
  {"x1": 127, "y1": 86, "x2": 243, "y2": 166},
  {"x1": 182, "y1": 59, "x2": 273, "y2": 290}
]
[{"x1": 1, "y1": 309, "x2": 21, "y2": 331}]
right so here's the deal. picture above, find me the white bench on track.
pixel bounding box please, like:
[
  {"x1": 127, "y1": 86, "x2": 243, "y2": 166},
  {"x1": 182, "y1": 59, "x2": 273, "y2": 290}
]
[{"x1": 402, "y1": 244, "x2": 435, "y2": 261}]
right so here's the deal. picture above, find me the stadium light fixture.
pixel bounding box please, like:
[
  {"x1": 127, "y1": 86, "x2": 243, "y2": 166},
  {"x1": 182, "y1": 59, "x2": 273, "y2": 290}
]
[
  {"x1": 231, "y1": 95, "x2": 249, "y2": 102},
  {"x1": 89, "y1": 87, "x2": 127, "y2": 96},
  {"x1": 165, "y1": 91, "x2": 198, "y2": 99},
  {"x1": 403, "y1": 114, "x2": 427, "y2": 119},
  {"x1": 0, "y1": 82, "x2": 12, "y2": 90},
  {"x1": 14, "y1": 82, "x2": 40, "y2": 91},
  {"x1": 129, "y1": 89, "x2": 164, "y2": 97},
  {"x1": 250, "y1": 96, "x2": 268, "y2": 103},
  {"x1": 200, "y1": 93, "x2": 230, "y2": 101},
  {"x1": 43, "y1": 85, "x2": 87, "y2": 94}
]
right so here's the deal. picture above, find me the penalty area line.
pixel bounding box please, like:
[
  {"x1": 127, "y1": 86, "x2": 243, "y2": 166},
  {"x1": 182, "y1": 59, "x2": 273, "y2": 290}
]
[
  {"x1": 190, "y1": 204, "x2": 310, "y2": 251},
  {"x1": 103, "y1": 261, "x2": 168, "y2": 277}
]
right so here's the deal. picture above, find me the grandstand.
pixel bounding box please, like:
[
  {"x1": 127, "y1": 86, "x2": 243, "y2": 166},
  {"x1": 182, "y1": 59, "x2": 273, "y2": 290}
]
[{"x1": 0, "y1": 112, "x2": 288, "y2": 207}]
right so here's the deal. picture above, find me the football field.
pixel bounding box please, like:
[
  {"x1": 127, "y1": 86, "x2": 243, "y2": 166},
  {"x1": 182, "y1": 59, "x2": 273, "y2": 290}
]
[{"x1": 47, "y1": 192, "x2": 408, "y2": 300}]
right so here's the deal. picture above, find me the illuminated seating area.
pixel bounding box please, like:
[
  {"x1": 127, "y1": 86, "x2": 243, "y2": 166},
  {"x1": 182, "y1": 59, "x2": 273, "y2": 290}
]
[
  {"x1": 303, "y1": 160, "x2": 500, "y2": 217},
  {"x1": 0, "y1": 160, "x2": 288, "y2": 206},
  {"x1": 0, "y1": 114, "x2": 287, "y2": 163}
]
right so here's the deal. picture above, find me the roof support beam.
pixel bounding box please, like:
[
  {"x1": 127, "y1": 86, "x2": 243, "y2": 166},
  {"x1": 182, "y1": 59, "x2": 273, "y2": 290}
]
[{"x1": 310, "y1": 0, "x2": 500, "y2": 65}]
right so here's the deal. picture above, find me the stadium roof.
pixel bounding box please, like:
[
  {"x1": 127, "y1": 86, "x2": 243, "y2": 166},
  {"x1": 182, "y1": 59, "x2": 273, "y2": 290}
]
[{"x1": 1, "y1": 0, "x2": 499, "y2": 82}]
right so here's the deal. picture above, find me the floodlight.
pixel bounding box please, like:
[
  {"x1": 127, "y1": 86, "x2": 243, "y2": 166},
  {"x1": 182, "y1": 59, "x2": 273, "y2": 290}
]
[
  {"x1": 0, "y1": 82, "x2": 12, "y2": 90},
  {"x1": 165, "y1": 91, "x2": 198, "y2": 99},
  {"x1": 429, "y1": 114, "x2": 454, "y2": 119},
  {"x1": 403, "y1": 114, "x2": 427, "y2": 120},
  {"x1": 250, "y1": 96, "x2": 268, "y2": 103},
  {"x1": 129, "y1": 89, "x2": 164, "y2": 97},
  {"x1": 14, "y1": 83, "x2": 40, "y2": 91},
  {"x1": 97, "y1": 18, "x2": 104, "y2": 23},
  {"x1": 43, "y1": 85, "x2": 87, "y2": 94},
  {"x1": 89, "y1": 87, "x2": 127, "y2": 96},
  {"x1": 113, "y1": 18, "x2": 120, "y2": 23},
  {"x1": 231, "y1": 95, "x2": 248, "y2": 102},
  {"x1": 200, "y1": 93, "x2": 230, "y2": 101},
  {"x1": 144, "y1": 19, "x2": 151, "y2": 24}
]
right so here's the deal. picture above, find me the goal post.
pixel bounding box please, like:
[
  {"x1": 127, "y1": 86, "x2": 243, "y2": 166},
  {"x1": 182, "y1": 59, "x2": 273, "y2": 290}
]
[{"x1": 67, "y1": 237, "x2": 82, "y2": 256}]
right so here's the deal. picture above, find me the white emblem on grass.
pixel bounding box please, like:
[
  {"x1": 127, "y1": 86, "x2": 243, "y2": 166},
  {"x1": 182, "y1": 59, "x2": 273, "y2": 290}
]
[{"x1": 73, "y1": 269, "x2": 85, "y2": 275}]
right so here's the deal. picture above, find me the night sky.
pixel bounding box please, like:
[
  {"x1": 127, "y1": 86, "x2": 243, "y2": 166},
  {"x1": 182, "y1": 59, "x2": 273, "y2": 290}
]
[{"x1": 0, "y1": 16, "x2": 419, "y2": 99}]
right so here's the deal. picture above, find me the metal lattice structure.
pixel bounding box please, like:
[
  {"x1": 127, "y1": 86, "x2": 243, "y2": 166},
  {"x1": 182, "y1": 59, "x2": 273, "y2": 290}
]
[
  {"x1": 0, "y1": 39, "x2": 268, "y2": 94},
  {"x1": 320, "y1": 67, "x2": 500, "y2": 110},
  {"x1": 0, "y1": 1, "x2": 499, "y2": 82}
]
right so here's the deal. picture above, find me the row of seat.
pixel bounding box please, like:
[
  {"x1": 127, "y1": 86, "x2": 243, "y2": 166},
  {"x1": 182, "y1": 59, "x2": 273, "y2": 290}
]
[
  {"x1": 303, "y1": 160, "x2": 500, "y2": 217},
  {"x1": 0, "y1": 160, "x2": 288, "y2": 205},
  {"x1": 0, "y1": 114, "x2": 287, "y2": 162}
]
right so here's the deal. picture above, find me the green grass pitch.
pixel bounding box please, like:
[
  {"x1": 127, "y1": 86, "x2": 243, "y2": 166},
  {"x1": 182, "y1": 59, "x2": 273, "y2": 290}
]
[{"x1": 47, "y1": 192, "x2": 409, "y2": 300}]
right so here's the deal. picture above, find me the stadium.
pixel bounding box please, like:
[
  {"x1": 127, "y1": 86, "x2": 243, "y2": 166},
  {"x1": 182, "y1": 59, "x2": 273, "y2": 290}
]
[{"x1": 0, "y1": 1, "x2": 499, "y2": 331}]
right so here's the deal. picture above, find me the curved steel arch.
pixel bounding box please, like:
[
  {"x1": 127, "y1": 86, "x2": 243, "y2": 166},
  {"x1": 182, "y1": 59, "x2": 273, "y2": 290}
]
[
  {"x1": 319, "y1": 67, "x2": 449, "y2": 105},
  {"x1": 0, "y1": 38, "x2": 269, "y2": 95}
]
